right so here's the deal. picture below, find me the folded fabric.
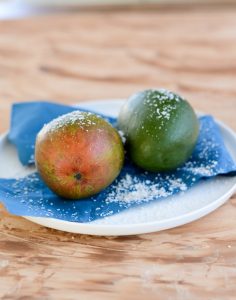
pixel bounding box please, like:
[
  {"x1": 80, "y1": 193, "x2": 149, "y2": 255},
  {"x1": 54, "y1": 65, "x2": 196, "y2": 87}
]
[
  {"x1": 0, "y1": 101, "x2": 235, "y2": 223},
  {"x1": 8, "y1": 101, "x2": 115, "y2": 165}
]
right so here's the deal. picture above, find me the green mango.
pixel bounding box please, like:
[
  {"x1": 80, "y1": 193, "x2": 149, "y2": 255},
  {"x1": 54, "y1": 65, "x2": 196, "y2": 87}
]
[{"x1": 118, "y1": 89, "x2": 199, "y2": 172}]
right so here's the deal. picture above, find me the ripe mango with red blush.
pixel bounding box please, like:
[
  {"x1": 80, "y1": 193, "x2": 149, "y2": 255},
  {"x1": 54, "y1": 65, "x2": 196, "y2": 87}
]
[{"x1": 35, "y1": 111, "x2": 124, "y2": 199}]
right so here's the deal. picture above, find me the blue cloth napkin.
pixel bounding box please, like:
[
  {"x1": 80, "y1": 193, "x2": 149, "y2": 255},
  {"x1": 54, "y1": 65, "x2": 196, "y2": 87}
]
[
  {"x1": 0, "y1": 101, "x2": 236, "y2": 223},
  {"x1": 8, "y1": 101, "x2": 115, "y2": 165}
]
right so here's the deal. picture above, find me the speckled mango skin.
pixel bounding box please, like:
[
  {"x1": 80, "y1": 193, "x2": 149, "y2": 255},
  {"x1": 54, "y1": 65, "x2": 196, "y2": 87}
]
[
  {"x1": 35, "y1": 112, "x2": 124, "y2": 199},
  {"x1": 118, "y1": 89, "x2": 199, "y2": 172}
]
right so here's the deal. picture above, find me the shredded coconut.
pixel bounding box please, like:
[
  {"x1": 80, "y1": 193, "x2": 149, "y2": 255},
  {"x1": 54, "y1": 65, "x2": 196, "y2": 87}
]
[
  {"x1": 142, "y1": 89, "x2": 180, "y2": 125},
  {"x1": 118, "y1": 130, "x2": 126, "y2": 144},
  {"x1": 183, "y1": 161, "x2": 218, "y2": 177},
  {"x1": 105, "y1": 174, "x2": 186, "y2": 204},
  {"x1": 39, "y1": 110, "x2": 97, "y2": 136}
]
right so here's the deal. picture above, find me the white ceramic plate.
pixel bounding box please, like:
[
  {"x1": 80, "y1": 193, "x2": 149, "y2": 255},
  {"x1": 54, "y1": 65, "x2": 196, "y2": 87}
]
[{"x1": 0, "y1": 100, "x2": 236, "y2": 236}]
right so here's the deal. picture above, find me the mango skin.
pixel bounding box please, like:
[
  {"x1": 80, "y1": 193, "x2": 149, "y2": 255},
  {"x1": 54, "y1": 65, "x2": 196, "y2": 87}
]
[
  {"x1": 35, "y1": 111, "x2": 124, "y2": 199},
  {"x1": 118, "y1": 89, "x2": 199, "y2": 172}
]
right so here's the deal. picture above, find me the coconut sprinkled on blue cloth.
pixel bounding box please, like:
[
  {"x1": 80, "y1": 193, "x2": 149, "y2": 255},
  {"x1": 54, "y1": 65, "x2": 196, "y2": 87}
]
[{"x1": 0, "y1": 101, "x2": 236, "y2": 223}]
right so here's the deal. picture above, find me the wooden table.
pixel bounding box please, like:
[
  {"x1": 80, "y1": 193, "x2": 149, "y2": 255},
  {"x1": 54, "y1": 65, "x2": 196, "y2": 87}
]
[{"x1": 0, "y1": 5, "x2": 236, "y2": 300}]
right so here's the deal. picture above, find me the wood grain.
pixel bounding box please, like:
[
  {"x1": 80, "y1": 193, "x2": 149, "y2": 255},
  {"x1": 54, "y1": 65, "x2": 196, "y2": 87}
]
[{"x1": 0, "y1": 6, "x2": 236, "y2": 300}]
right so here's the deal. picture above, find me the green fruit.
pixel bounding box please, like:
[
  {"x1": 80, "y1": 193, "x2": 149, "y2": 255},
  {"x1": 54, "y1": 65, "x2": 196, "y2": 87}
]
[{"x1": 118, "y1": 89, "x2": 199, "y2": 172}]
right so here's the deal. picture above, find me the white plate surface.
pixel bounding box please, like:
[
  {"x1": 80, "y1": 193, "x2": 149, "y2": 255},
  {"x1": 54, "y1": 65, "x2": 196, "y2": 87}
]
[{"x1": 0, "y1": 100, "x2": 236, "y2": 236}]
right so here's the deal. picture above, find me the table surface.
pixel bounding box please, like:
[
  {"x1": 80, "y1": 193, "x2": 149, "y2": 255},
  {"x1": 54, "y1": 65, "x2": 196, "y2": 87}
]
[{"x1": 0, "y1": 5, "x2": 236, "y2": 300}]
